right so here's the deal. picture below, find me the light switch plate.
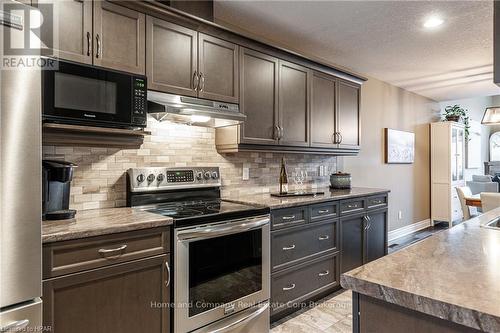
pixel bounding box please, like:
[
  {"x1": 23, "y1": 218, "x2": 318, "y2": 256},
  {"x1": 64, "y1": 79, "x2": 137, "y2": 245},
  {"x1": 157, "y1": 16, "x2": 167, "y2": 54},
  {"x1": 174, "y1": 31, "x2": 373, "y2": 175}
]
[{"x1": 242, "y1": 166, "x2": 250, "y2": 180}]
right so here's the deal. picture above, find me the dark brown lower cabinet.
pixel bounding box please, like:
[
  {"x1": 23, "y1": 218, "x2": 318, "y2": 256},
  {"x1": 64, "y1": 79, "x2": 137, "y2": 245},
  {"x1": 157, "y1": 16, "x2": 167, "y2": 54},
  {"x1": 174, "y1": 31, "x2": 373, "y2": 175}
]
[
  {"x1": 43, "y1": 254, "x2": 170, "y2": 333},
  {"x1": 354, "y1": 293, "x2": 481, "y2": 333},
  {"x1": 341, "y1": 203, "x2": 388, "y2": 274}
]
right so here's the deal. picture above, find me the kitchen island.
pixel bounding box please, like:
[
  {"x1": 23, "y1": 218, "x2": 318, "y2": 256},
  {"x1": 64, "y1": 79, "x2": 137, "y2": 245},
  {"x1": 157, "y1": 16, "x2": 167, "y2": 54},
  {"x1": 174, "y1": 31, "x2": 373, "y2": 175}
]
[{"x1": 341, "y1": 208, "x2": 500, "y2": 333}]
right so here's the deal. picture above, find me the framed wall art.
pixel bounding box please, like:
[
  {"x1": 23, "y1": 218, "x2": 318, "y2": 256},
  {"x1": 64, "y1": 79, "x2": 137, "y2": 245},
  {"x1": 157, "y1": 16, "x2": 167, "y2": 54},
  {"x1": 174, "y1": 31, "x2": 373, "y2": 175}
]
[{"x1": 384, "y1": 128, "x2": 415, "y2": 164}]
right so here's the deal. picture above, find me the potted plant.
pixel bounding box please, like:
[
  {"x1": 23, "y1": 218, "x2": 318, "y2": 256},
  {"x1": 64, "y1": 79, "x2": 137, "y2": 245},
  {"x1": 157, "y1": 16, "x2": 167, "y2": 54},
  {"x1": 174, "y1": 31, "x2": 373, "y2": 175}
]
[{"x1": 443, "y1": 104, "x2": 470, "y2": 141}]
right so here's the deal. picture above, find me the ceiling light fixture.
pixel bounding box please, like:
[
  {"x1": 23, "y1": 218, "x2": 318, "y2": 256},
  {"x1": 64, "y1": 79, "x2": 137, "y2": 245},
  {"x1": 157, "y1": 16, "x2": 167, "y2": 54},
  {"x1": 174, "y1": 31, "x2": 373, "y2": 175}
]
[
  {"x1": 423, "y1": 15, "x2": 444, "y2": 29},
  {"x1": 482, "y1": 106, "x2": 500, "y2": 125}
]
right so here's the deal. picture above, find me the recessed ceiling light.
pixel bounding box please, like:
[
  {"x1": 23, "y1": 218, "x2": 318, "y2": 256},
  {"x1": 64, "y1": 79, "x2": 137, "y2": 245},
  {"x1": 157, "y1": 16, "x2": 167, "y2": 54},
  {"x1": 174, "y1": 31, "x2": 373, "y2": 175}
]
[{"x1": 423, "y1": 15, "x2": 444, "y2": 29}]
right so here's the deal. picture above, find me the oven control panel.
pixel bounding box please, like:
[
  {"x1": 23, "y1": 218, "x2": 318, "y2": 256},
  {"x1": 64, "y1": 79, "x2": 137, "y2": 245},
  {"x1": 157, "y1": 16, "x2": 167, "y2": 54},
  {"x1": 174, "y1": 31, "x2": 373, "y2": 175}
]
[{"x1": 127, "y1": 167, "x2": 220, "y2": 192}]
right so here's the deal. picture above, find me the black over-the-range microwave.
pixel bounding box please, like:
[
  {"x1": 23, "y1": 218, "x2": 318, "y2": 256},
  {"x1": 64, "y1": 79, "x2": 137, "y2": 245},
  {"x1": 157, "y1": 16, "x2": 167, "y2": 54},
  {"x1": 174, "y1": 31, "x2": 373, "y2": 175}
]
[{"x1": 42, "y1": 59, "x2": 147, "y2": 129}]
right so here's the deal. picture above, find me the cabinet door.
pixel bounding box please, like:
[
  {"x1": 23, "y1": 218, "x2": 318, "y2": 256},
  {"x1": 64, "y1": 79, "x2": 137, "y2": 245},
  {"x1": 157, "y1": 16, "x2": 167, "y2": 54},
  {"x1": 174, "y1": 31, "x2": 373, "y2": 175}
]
[
  {"x1": 337, "y1": 80, "x2": 360, "y2": 149},
  {"x1": 43, "y1": 255, "x2": 170, "y2": 333},
  {"x1": 93, "y1": 1, "x2": 145, "y2": 75},
  {"x1": 198, "y1": 33, "x2": 239, "y2": 103},
  {"x1": 239, "y1": 48, "x2": 279, "y2": 145},
  {"x1": 279, "y1": 61, "x2": 310, "y2": 147},
  {"x1": 39, "y1": 0, "x2": 93, "y2": 64},
  {"x1": 146, "y1": 16, "x2": 197, "y2": 96},
  {"x1": 311, "y1": 72, "x2": 336, "y2": 148},
  {"x1": 340, "y1": 213, "x2": 364, "y2": 273},
  {"x1": 365, "y1": 209, "x2": 387, "y2": 263}
]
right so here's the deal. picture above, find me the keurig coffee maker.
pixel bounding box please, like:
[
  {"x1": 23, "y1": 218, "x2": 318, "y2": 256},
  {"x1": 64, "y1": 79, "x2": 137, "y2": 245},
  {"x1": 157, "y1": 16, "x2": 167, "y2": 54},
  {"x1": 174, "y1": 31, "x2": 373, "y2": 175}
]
[{"x1": 42, "y1": 160, "x2": 77, "y2": 220}]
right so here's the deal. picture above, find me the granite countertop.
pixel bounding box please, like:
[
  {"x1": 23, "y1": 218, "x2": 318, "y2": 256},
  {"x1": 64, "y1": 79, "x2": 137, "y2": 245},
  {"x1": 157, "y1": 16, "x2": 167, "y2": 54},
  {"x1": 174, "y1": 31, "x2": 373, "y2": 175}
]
[
  {"x1": 42, "y1": 207, "x2": 173, "y2": 243},
  {"x1": 225, "y1": 187, "x2": 390, "y2": 209},
  {"x1": 341, "y1": 207, "x2": 500, "y2": 332}
]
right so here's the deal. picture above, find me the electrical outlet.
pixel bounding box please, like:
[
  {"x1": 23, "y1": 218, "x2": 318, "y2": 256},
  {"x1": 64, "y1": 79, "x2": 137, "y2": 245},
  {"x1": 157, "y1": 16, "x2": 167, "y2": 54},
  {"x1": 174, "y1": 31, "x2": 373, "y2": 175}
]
[
  {"x1": 398, "y1": 211, "x2": 402, "y2": 220},
  {"x1": 242, "y1": 166, "x2": 250, "y2": 180}
]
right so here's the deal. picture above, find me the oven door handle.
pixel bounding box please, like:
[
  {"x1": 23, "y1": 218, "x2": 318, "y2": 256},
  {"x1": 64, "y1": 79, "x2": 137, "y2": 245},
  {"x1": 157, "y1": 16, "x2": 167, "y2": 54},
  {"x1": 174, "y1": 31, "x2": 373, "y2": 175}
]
[
  {"x1": 177, "y1": 216, "x2": 269, "y2": 242},
  {"x1": 195, "y1": 302, "x2": 269, "y2": 333}
]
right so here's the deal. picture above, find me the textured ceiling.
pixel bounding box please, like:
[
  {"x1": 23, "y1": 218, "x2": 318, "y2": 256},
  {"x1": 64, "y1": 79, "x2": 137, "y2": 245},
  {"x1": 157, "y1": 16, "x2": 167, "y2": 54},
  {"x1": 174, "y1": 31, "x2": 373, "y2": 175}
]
[{"x1": 214, "y1": 0, "x2": 500, "y2": 102}]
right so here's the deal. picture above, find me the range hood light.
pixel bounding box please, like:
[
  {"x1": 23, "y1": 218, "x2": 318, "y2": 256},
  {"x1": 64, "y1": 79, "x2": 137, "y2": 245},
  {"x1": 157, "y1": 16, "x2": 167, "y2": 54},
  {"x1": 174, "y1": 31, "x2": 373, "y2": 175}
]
[
  {"x1": 481, "y1": 106, "x2": 500, "y2": 125},
  {"x1": 190, "y1": 115, "x2": 211, "y2": 123}
]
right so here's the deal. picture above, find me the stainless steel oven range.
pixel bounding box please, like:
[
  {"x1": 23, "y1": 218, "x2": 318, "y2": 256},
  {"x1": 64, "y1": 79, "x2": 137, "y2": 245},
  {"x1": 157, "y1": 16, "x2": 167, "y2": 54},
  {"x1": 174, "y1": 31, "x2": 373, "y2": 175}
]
[{"x1": 127, "y1": 167, "x2": 270, "y2": 333}]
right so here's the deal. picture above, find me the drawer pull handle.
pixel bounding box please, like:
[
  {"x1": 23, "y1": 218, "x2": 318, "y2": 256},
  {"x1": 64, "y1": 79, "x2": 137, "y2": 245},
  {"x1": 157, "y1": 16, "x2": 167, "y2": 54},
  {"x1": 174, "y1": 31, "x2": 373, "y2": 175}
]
[
  {"x1": 282, "y1": 215, "x2": 296, "y2": 220},
  {"x1": 318, "y1": 235, "x2": 329, "y2": 241},
  {"x1": 282, "y1": 244, "x2": 296, "y2": 251},
  {"x1": 318, "y1": 209, "x2": 329, "y2": 214},
  {"x1": 318, "y1": 270, "x2": 330, "y2": 277},
  {"x1": 98, "y1": 244, "x2": 127, "y2": 255},
  {"x1": 347, "y1": 204, "x2": 357, "y2": 209},
  {"x1": 282, "y1": 283, "x2": 296, "y2": 291},
  {"x1": 165, "y1": 261, "x2": 171, "y2": 287},
  {"x1": 372, "y1": 200, "x2": 383, "y2": 204}
]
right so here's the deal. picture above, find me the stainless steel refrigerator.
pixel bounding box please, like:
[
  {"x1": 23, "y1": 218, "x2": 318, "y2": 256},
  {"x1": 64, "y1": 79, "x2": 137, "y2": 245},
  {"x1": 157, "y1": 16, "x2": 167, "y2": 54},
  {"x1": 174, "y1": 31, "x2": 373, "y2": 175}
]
[{"x1": 0, "y1": 1, "x2": 43, "y2": 331}]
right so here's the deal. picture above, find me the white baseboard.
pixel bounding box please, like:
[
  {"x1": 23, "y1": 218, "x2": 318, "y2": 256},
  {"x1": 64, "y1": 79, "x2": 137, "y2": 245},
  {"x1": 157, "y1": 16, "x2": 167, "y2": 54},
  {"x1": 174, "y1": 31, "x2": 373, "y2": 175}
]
[{"x1": 388, "y1": 219, "x2": 432, "y2": 242}]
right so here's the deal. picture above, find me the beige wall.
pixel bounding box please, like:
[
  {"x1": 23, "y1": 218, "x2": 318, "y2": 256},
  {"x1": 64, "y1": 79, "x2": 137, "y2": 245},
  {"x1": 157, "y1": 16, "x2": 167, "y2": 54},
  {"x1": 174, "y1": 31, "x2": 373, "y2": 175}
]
[{"x1": 342, "y1": 77, "x2": 440, "y2": 231}]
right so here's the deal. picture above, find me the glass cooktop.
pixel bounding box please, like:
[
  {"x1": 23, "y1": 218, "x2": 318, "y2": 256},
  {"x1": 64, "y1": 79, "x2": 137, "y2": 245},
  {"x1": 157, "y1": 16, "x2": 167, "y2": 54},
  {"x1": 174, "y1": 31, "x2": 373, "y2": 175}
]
[{"x1": 143, "y1": 199, "x2": 269, "y2": 226}]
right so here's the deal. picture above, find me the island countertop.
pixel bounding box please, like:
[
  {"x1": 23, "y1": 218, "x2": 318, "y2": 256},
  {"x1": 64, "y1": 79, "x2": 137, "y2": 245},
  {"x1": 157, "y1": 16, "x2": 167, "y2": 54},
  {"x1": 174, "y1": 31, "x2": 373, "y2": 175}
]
[
  {"x1": 341, "y1": 208, "x2": 500, "y2": 332},
  {"x1": 42, "y1": 207, "x2": 173, "y2": 243},
  {"x1": 225, "y1": 187, "x2": 390, "y2": 209}
]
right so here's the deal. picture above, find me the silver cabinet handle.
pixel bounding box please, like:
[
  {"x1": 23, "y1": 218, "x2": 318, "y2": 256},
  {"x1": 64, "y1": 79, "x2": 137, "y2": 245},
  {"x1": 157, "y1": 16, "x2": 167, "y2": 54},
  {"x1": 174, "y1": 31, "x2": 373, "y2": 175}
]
[
  {"x1": 282, "y1": 244, "x2": 296, "y2": 251},
  {"x1": 280, "y1": 126, "x2": 285, "y2": 139},
  {"x1": 318, "y1": 235, "x2": 329, "y2": 240},
  {"x1": 165, "y1": 261, "x2": 171, "y2": 287},
  {"x1": 282, "y1": 215, "x2": 295, "y2": 220},
  {"x1": 318, "y1": 270, "x2": 330, "y2": 277},
  {"x1": 95, "y1": 34, "x2": 101, "y2": 58},
  {"x1": 199, "y1": 72, "x2": 205, "y2": 92},
  {"x1": 366, "y1": 215, "x2": 372, "y2": 230},
  {"x1": 282, "y1": 284, "x2": 296, "y2": 291},
  {"x1": 337, "y1": 132, "x2": 343, "y2": 144},
  {"x1": 274, "y1": 124, "x2": 280, "y2": 140},
  {"x1": 98, "y1": 244, "x2": 127, "y2": 255},
  {"x1": 331, "y1": 132, "x2": 336, "y2": 144},
  {"x1": 363, "y1": 215, "x2": 369, "y2": 230},
  {"x1": 1, "y1": 319, "x2": 30, "y2": 332},
  {"x1": 318, "y1": 209, "x2": 329, "y2": 214},
  {"x1": 193, "y1": 71, "x2": 199, "y2": 90},
  {"x1": 86, "y1": 31, "x2": 91, "y2": 56}
]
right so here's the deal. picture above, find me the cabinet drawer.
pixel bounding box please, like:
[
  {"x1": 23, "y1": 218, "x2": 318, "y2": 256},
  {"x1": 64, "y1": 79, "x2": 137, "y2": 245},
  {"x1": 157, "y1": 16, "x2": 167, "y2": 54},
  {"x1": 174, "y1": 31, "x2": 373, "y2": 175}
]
[
  {"x1": 272, "y1": 220, "x2": 338, "y2": 271},
  {"x1": 310, "y1": 201, "x2": 338, "y2": 221},
  {"x1": 271, "y1": 253, "x2": 338, "y2": 314},
  {"x1": 340, "y1": 198, "x2": 365, "y2": 215},
  {"x1": 43, "y1": 228, "x2": 170, "y2": 278},
  {"x1": 367, "y1": 195, "x2": 388, "y2": 210},
  {"x1": 271, "y1": 207, "x2": 307, "y2": 229}
]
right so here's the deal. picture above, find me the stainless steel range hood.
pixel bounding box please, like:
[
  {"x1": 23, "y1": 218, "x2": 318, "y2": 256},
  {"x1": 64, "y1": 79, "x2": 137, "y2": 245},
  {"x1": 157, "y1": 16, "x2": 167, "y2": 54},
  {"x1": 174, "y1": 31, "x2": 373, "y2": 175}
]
[{"x1": 147, "y1": 91, "x2": 245, "y2": 128}]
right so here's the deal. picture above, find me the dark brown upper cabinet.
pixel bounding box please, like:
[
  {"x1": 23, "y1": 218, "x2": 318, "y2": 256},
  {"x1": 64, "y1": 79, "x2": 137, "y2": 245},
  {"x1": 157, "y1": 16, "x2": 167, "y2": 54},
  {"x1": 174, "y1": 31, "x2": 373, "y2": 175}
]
[
  {"x1": 39, "y1": 0, "x2": 93, "y2": 64},
  {"x1": 40, "y1": 1, "x2": 145, "y2": 74},
  {"x1": 279, "y1": 61, "x2": 310, "y2": 147},
  {"x1": 93, "y1": 1, "x2": 146, "y2": 75},
  {"x1": 146, "y1": 17, "x2": 239, "y2": 103},
  {"x1": 311, "y1": 71, "x2": 337, "y2": 148},
  {"x1": 198, "y1": 33, "x2": 239, "y2": 103},
  {"x1": 239, "y1": 48, "x2": 279, "y2": 145},
  {"x1": 337, "y1": 80, "x2": 361, "y2": 149},
  {"x1": 146, "y1": 16, "x2": 198, "y2": 96}
]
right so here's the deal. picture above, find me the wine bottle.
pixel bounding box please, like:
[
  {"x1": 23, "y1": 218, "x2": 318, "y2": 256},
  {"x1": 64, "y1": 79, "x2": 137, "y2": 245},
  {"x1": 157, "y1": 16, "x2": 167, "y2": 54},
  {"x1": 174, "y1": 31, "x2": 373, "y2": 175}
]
[{"x1": 279, "y1": 157, "x2": 289, "y2": 194}]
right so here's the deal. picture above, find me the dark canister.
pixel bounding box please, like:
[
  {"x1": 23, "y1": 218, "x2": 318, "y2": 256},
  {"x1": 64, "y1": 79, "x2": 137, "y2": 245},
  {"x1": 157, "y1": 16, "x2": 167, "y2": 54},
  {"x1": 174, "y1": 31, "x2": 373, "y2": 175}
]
[{"x1": 330, "y1": 172, "x2": 352, "y2": 189}]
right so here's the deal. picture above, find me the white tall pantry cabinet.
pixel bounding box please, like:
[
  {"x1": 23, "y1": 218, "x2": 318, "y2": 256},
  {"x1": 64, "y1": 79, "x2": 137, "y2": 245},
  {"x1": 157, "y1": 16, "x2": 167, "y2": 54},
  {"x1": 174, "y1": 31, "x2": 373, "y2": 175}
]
[{"x1": 430, "y1": 122, "x2": 465, "y2": 226}]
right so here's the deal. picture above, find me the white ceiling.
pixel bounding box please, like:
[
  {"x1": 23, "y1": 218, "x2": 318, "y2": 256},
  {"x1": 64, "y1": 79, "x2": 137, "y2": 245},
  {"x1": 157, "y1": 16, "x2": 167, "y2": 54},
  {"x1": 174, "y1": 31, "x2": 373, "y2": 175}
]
[{"x1": 214, "y1": 0, "x2": 500, "y2": 102}]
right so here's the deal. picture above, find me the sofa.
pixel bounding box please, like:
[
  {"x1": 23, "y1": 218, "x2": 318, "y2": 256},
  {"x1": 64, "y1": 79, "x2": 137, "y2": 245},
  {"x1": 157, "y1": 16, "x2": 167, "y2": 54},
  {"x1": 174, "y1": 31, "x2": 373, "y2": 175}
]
[{"x1": 466, "y1": 175, "x2": 499, "y2": 195}]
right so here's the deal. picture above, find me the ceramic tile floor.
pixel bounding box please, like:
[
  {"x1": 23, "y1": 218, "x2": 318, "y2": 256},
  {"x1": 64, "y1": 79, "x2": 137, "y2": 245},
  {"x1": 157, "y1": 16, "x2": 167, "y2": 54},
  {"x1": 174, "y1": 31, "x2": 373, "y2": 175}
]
[
  {"x1": 270, "y1": 289, "x2": 353, "y2": 333},
  {"x1": 271, "y1": 225, "x2": 449, "y2": 332}
]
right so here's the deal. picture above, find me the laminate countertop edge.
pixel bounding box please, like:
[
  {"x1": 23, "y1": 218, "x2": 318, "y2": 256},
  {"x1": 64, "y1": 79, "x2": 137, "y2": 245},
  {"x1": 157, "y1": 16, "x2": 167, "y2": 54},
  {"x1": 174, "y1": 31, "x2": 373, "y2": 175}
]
[{"x1": 340, "y1": 207, "x2": 500, "y2": 333}]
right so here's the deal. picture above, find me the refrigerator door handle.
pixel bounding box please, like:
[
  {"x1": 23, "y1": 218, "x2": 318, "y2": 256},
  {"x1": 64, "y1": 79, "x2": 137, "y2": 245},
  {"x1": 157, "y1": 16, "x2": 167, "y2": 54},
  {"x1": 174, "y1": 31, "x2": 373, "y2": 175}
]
[{"x1": 0, "y1": 319, "x2": 29, "y2": 332}]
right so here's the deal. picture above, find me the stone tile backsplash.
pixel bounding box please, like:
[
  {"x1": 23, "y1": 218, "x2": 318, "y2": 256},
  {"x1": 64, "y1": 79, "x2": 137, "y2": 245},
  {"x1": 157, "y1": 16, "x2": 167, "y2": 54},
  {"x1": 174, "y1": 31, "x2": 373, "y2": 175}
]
[{"x1": 43, "y1": 118, "x2": 338, "y2": 211}]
